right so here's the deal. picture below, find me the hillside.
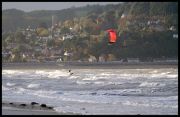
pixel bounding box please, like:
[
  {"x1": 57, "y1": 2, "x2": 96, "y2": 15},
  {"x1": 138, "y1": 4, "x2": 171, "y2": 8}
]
[
  {"x1": 2, "y1": 4, "x2": 114, "y2": 32},
  {"x1": 2, "y1": 2, "x2": 178, "y2": 62},
  {"x1": 2, "y1": 2, "x2": 178, "y2": 32}
]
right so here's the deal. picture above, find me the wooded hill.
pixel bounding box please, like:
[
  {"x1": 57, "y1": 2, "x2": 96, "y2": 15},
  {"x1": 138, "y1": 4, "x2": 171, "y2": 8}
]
[
  {"x1": 2, "y1": 2, "x2": 178, "y2": 32},
  {"x1": 2, "y1": 2, "x2": 178, "y2": 62}
]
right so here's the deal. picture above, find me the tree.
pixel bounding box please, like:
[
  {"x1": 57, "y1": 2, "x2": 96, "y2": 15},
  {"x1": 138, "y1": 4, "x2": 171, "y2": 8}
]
[
  {"x1": 4, "y1": 33, "x2": 14, "y2": 44},
  {"x1": 60, "y1": 27, "x2": 70, "y2": 34},
  {"x1": 36, "y1": 28, "x2": 49, "y2": 37},
  {"x1": 11, "y1": 46, "x2": 21, "y2": 62},
  {"x1": 131, "y1": 2, "x2": 150, "y2": 16},
  {"x1": 38, "y1": 22, "x2": 48, "y2": 29},
  {"x1": 47, "y1": 39, "x2": 55, "y2": 47},
  {"x1": 15, "y1": 31, "x2": 26, "y2": 43}
]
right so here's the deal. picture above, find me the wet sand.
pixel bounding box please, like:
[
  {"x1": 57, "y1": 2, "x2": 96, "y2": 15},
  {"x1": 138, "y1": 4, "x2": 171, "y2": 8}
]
[
  {"x1": 2, "y1": 107, "x2": 59, "y2": 115},
  {"x1": 2, "y1": 62, "x2": 178, "y2": 69}
]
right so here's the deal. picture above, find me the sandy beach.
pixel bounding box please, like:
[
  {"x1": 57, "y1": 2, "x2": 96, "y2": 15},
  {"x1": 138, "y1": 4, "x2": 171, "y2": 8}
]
[{"x1": 2, "y1": 101, "x2": 78, "y2": 115}]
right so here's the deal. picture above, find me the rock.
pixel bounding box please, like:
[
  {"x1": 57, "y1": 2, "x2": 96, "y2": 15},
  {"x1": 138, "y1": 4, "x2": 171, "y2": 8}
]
[
  {"x1": 81, "y1": 107, "x2": 86, "y2": 110},
  {"x1": 48, "y1": 106, "x2": 54, "y2": 109},
  {"x1": 91, "y1": 92, "x2": 97, "y2": 95},
  {"x1": 20, "y1": 104, "x2": 26, "y2": 106},
  {"x1": 40, "y1": 104, "x2": 47, "y2": 108},
  {"x1": 31, "y1": 102, "x2": 39, "y2": 105}
]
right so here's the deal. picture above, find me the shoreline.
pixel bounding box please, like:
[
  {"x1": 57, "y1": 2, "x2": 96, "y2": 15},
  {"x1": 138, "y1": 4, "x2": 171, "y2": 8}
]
[{"x1": 2, "y1": 101, "x2": 78, "y2": 115}]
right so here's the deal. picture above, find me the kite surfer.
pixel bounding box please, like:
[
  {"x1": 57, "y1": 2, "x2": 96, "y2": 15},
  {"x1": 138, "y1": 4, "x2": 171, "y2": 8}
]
[{"x1": 69, "y1": 69, "x2": 73, "y2": 75}]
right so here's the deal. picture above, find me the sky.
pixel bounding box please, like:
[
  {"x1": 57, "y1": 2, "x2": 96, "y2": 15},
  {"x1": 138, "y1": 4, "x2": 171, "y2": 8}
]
[{"x1": 2, "y1": 2, "x2": 122, "y2": 12}]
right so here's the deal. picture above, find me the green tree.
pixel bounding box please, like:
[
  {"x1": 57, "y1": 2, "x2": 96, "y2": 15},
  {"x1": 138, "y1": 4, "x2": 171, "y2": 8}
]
[
  {"x1": 15, "y1": 31, "x2": 26, "y2": 43},
  {"x1": 47, "y1": 39, "x2": 55, "y2": 47},
  {"x1": 61, "y1": 27, "x2": 70, "y2": 34}
]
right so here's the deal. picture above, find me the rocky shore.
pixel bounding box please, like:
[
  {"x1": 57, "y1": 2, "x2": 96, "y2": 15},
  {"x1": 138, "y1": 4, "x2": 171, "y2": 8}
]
[{"x1": 2, "y1": 101, "x2": 78, "y2": 115}]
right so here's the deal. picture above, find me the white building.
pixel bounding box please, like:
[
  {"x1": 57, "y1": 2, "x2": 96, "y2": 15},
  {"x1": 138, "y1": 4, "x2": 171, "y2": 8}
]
[
  {"x1": 62, "y1": 34, "x2": 74, "y2": 40},
  {"x1": 88, "y1": 55, "x2": 97, "y2": 62},
  {"x1": 99, "y1": 56, "x2": 105, "y2": 62},
  {"x1": 173, "y1": 34, "x2": 178, "y2": 39}
]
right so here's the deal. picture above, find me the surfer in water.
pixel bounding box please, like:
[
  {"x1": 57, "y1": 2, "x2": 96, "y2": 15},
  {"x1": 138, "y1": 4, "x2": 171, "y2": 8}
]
[{"x1": 69, "y1": 69, "x2": 73, "y2": 75}]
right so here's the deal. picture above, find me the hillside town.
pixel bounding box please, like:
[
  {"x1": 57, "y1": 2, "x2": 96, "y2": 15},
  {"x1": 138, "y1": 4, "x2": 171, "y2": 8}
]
[{"x1": 2, "y1": 2, "x2": 178, "y2": 63}]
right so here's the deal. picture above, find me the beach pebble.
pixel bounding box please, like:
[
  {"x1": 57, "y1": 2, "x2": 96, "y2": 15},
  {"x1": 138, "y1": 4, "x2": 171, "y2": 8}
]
[{"x1": 81, "y1": 107, "x2": 86, "y2": 110}]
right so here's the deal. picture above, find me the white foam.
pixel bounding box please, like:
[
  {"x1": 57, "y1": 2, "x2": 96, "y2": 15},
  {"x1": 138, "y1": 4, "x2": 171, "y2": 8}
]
[
  {"x1": 139, "y1": 82, "x2": 166, "y2": 87},
  {"x1": 27, "y1": 84, "x2": 40, "y2": 88},
  {"x1": 166, "y1": 74, "x2": 178, "y2": 78},
  {"x1": 94, "y1": 81, "x2": 105, "y2": 84},
  {"x1": 149, "y1": 70, "x2": 158, "y2": 73},
  {"x1": 33, "y1": 90, "x2": 57, "y2": 98},
  {"x1": 76, "y1": 80, "x2": 91, "y2": 85},
  {"x1": 48, "y1": 70, "x2": 69, "y2": 78},
  {"x1": 68, "y1": 75, "x2": 79, "y2": 79},
  {"x1": 2, "y1": 68, "x2": 178, "y2": 115},
  {"x1": 118, "y1": 73, "x2": 152, "y2": 79},
  {"x1": 16, "y1": 87, "x2": 26, "y2": 93},
  {"x1": 82, "y1": 76, "x2": 98, "y2": 81},
  {"x1": 6, "y1": 82, "x2": 16, "y2": 86},
  {"x1": 2, "y1": 70, "x2": 19, "y2": 75},
  {"x1": 2, "y1": 70, "x2": 25, "y2": 75},
  {"x1": 35, "y1": 70, "x2": 70, "y2": 79},
  {"x1": 99, "y1": 73, "x2": 114, "y2": 76},
  {"x1": 35, "y1": 70, "x2": 47, "y2": 74},
  {"x1": 150, "y1": 73, "x2": 178, "y2": 78},
  {"x1": 160, "y1": 72, "x2": 170, "y2": 75},
  {"x1": 2, "y1": 85, "x2": 10, "y2": 91}
]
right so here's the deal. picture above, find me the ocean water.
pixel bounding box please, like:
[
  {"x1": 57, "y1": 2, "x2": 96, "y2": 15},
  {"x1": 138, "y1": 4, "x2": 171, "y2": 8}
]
[{"x1": 2, "y1": 67, "x2": 178, "y2": 115}]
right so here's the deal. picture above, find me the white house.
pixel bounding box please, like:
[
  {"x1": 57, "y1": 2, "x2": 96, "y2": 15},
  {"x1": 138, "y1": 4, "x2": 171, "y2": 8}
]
[
  {"x1": 173, "y1": 34, "x2": 178, "y2": 39},
  {"x1": 99, "y1": 56, "x2": 105, "y2": 62},
  {"x1": 169, "y1": 26, "x2": 176, "y2": 31},
  {"x1": 62, "y1": 34, "x2": 74, "y2": 40},
  {"x1": 88, "y1": 55, "x2": 97, "y2": 62}
]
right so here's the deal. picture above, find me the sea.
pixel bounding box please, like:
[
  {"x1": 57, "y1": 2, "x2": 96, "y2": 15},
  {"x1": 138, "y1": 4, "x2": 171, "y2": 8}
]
[{"x1": 2, "y1": 65, "x2": 178, "y2": 115}]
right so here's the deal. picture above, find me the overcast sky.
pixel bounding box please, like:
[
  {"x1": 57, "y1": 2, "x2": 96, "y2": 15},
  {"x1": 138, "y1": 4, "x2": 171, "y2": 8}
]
[{"x1": 2, "y1": 2, "x2": 122, "y2": 12}]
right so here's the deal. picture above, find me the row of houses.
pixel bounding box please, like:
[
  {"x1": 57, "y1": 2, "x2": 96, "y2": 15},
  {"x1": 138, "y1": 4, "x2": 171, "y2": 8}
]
[
  {"x1": 120, "y1": 14, "x2": 177, "y2": 32},
  {"x1": 22, "y1": 26, "x2": 77, "y2": 41}
]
